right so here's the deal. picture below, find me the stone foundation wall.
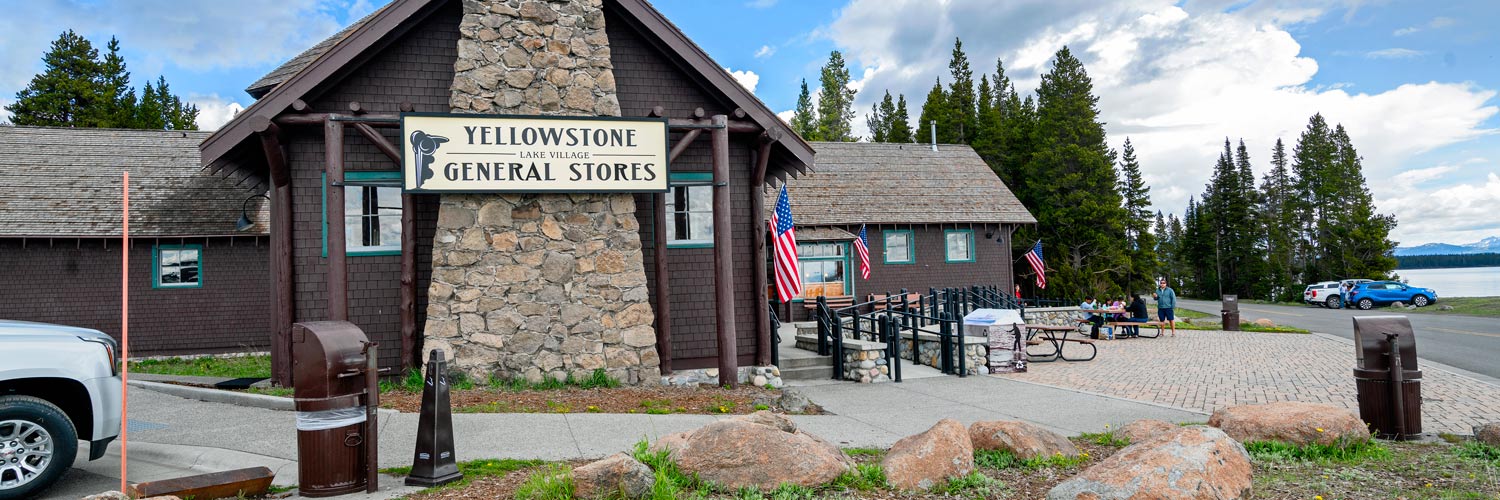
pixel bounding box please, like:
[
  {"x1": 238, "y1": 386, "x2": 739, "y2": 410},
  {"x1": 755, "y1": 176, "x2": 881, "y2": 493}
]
[
  {"x1": 422, "y1": 0, "x2": 659, "y2": 384},
  {"x1": 840, "y1": 340, "x2": 890, "y2": 383},
  {"x1": 898, "y1": 333, "x2": 989, "y2": 375},
  {"x1": 661, "y1": 366, "x2": 783, "y2": 388},
  {"x1": 1024, "y1": 307, "x2": 1085, "y2": 329}
]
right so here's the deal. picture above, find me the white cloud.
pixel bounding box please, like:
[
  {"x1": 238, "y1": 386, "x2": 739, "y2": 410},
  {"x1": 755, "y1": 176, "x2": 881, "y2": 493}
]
[
  {"x1": 746, "y1": 0, "x2": 778, "y2": 8},
  {"x1": 1392, "y1": 165, "x2": 1456, "y2": 185},
  {"x1": 191, "y1": 94, "x2": 246, "y2": 130},
  {"x1": 1394, "y1": 16, "x2": 1455, "y2": 36},
  {"x1": 777, "y1": 109, "x2": 795, "y2": 123},
  {"x1": 726, "y1": 68, "x2": 760, "y2": 94},
  {"x1": 823, "y1": 0, "x2": 1499, "y2": 244},
  {"x1": 1365, "y1": 48, "x2": 1425, "y2": 59},
  {"x1": 755, "y1": 45, "x2": 776, "y2": 59},
  {"x1": 1380, "y1": 172, "x2": 1500, "y2": 245}
]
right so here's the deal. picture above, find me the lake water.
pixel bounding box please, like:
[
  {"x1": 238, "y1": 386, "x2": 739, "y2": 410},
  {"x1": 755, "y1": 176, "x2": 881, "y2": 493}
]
[{"x1": 1393, "y1": 266, "x2": 1500, "y2": 298}]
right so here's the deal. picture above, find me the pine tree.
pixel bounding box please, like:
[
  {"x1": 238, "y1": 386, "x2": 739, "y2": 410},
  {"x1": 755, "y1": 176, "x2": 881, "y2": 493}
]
[
  {"x1": 971, "y1": 75, "x2": 1003, "y2": 167},
  {"x1": 946, "y1": 38, "x2": 976, "y2": 144},
  {"x1": 867, "y1": 91, "x2": 899, "y2": 143},
  {"x1": 1118, "y1": 138, "x2": 1156, "y2": 292},
  {"x1": 1325, "y1": 124, "x2": 1398, "y2": 281},
  {"x1": 915, "y1": 79, "x2": 950, "y2": 145},
  {"x1": 1023, "y1": 46, "x2": 1128, "y2": 297},
  {"x1": 1291, "y1": 114, "x2": 1336, "y2": 280},
  {"x1": 98, "y1": 37, "x2": 136, "y2": 127},
  {"x1": 1259, "y1": 138, "x2": 1298, "y2": 301},
  {"x1": 993, "y1": 59, "x2": 1035, "y2": 206},
  {"x1": 6, "y1": 30, "x2": 105, "y2": 126},
  {"x1": 815, "y1": 51, "x2": 858, "y2": 142},
  {"x1": 790, "y1": 79, "x2": 818, "y2": 140},
  {"x1": 889, "y1": 94, "x2": 914, "y2": 143}
]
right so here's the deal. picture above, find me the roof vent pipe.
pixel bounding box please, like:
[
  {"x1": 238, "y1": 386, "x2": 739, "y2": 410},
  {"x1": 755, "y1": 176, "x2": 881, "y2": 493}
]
[{"x1": 930, "y1": 121, "x2": 938, "y2": 152}]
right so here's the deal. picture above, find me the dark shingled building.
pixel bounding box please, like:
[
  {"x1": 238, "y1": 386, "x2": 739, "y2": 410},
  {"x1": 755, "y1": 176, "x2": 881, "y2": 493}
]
[
  {"x1": 0, "y1": 126, "x2": 270, "y2": 355},
  {"x1": 771, "y1": 142, "x2": 1036, "y2": 321}
]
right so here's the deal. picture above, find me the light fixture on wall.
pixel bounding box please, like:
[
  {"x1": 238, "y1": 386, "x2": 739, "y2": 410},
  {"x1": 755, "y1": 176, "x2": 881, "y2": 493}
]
[{"x1": 236, "y1": 193, "x2": 271, "y2": 232}]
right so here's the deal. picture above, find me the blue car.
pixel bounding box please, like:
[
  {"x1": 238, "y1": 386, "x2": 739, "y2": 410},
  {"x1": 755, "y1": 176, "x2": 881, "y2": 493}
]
[{"x1": 1347, "y1": 281, "x2": 1438, "y2": 310}]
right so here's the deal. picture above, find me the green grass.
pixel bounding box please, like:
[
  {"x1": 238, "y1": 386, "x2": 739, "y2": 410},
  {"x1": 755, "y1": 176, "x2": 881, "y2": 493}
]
[
  {"x1": 631, "y1": 439, "x2": 714, "y2": 500},
  {"x1": 243, "y1": 386, "x2": 293, "y2": 398},
  {"x1": 515, "y1": 463, "x2": 574, "y2": 500},
  {"x1": 1078, "y1": 427, "x2": 1131, "y2": 447},
  {"x1": 1454, "y1": 441, "x2": 1500, "y2": 466},
  {"x1": 378, "y1": 368, "x2": 620, "y2": 394},
  {"x1": 129, "y1": 354, "x2": 271, "y2": 379},
  {"x1": 380, "y1": 458, "x2": 547, "y2": 495},
  {"x1": 974, "y1": 449, "x2": 1090, "y2": 470},
  {"x1": 841, "y1": 447, "x2": 884, "y2": 457},
  {"x1": 1244, "y1": 438, "x2": 1392, "y2": 465},
  {"x1": 934, "y1": 471, "x2": 1006, "y2": 499},
  {"x1": 828, "y1": 464, "x2": 887, "y2": 491},
  {"x1": 1399, "y1": 296, "x2": 1500, "y2": 318}
]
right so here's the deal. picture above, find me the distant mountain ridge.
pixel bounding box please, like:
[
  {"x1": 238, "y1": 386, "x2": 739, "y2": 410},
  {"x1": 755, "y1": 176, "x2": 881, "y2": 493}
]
[{"x1": 1395, "y1": 236, "x2": 1500, "y2": 256}]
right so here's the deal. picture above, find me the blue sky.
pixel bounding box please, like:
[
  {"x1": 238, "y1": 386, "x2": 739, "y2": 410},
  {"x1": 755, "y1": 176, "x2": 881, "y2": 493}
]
[{"x1": 2, "y1": 0, "x2": 1497, "y2": 246}]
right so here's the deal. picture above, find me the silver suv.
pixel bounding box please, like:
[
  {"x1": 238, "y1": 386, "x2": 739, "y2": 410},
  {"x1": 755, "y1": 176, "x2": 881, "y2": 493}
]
[{"x1": 0, "y1": 320, "x2": 122, "y2": 500}]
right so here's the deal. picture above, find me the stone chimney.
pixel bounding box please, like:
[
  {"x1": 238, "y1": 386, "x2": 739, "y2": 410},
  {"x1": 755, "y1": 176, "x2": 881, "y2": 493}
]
[{"x1": 422, "y1": 0, "x2": 659, "y2": 385}]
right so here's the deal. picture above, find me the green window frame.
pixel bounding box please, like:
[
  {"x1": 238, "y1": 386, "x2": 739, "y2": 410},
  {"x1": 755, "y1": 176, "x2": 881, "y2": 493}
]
[
  {"x1": 792, "y1": 241, "x2": 853, "y2": 302},
  {"x1": 666, "y1": 172, "x2": 714, "y2": 249},
  {"x1": 152, "y1": 244, "x2": 204, "y2": 289},
  {"x1": 944, "y1": 229, "x2": 976, "y2": 263},
  {"x1": 322, "y1": 171, "x2": 404, "y2": 257},
  {"x1": 883, "y1": 229, "x2": 915, "y2": 264}
]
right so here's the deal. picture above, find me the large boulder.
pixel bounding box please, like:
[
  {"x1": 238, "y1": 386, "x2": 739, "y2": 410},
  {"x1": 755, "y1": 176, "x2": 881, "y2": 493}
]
[
  {"x1": 648, "y1": 431, "x2": 692, "y2": 458},
  {"x1": 573, "y1": 453, "x2": 655, "y2": 499},
  {"x1": 1208, "y1": 401, "x2": 1370, "y2": 446},
  {"x1": 671, "y1": 411, "x2": 851, "y2": 489},
  {"x1": 1048, "y1": 426, "x2": 1252, "y2": 500},
  {"x1": 1252, "y1": 318, "x2": 1276, "y2": 328},
  {"x1": 883, "y1": 419, "x2": 975, "y2": 490},
  {"x1": 968, "y1": 420, "x2": 1079, "y2": 459},
  {"x1": 1476, "y1": 422, "x2": 1500, "y2": 448},
  {"x1": 1119, "y1": 419, "x2": 1178, "y2": 444}
]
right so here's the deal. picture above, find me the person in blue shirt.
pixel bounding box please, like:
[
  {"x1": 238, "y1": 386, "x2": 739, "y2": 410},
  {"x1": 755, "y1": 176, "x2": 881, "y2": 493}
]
[
  {"x1": 1079, "y1": 297, "x2": 1105, "y2": 339},
  {"x1": 1153, "y1": 279, "x2": 1178, "y2": 337}
]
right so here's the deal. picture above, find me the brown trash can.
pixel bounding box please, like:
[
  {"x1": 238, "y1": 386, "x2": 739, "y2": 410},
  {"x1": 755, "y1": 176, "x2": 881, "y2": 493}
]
[
  {"x1": 292, "y1": 321, "x2": 375, "y2": 497},
  {"x1": 1351, "y1": 316, "x2": 1423, "y2": 439},
  {"x1": 1221, "y1": 295, "x2": 1240, "y2": 331}
]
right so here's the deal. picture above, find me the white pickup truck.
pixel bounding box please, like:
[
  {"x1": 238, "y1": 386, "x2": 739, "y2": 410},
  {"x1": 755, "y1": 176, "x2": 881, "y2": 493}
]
[{"x1": 0, "y1": 320, "x2": 122, "y2": 500}]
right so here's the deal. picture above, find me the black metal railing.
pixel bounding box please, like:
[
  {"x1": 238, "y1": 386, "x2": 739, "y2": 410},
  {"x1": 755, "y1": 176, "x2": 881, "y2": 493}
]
[{"x1": 768, "y1": 302, "x2": 781, "y2": 367}]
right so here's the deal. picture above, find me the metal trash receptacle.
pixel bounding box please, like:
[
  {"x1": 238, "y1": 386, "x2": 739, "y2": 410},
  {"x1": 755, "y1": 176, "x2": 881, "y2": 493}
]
[
  {"x1": 292, "y1": 321, "x2": 377, "y2": 496},
  {"x1": 1351, "y1": 316, "x2": 1423, "y2": 439},
  {"x1": 1221, "y1": 295, "x2": 1240, "y2": 331}
]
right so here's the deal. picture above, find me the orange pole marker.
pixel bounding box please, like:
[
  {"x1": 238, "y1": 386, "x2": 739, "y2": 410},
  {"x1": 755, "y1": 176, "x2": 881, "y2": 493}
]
[{"x1": 120, "y1": 171, "x2": 130, "y2": 493}]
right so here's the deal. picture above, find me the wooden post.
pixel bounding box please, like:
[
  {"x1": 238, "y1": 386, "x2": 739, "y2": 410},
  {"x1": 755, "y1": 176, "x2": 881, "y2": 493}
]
[
  {"x1": 401, "y1": 194, "x2": 416, "y2": 372},
  {"x1": 254, "y1": 117, "x2": 296, "y2": 386},
  {"x1": 751, "y1": 137, "x2": 773, "y2": 366},
  {"x1": 653, "y1": 193, "x2": 672, "y2": 374},
  {"x1": 325, "y1": 119, "x2": 348, "y2": 321},
  {"x1": 711, "y1": 114, "x2": 737, "y2": 386}
]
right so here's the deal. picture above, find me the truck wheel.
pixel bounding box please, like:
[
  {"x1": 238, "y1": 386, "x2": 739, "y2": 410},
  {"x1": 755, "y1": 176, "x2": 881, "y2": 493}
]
[
  {"x1": 1358, "y1": 298, "x2": 1375, "y2": 310},
  {"x1": 0, "y1": 396, "x2": 77, "y2": 500},
  {"x1": 1413, "y1": 295, "x2": 1430, "y2": 307},
  {"x1": 1326, "y1": 296, "x2": 1341, "y2": 309}
]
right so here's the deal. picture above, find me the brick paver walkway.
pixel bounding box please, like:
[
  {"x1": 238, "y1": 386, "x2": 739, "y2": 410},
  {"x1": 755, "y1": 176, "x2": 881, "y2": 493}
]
[{"x1": 998, "y1": 329, "x2": 1500, "y2": 435}]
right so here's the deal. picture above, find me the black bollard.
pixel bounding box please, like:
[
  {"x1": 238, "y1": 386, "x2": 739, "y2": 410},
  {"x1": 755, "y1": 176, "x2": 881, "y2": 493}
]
[{"x1": 405, "y1": 350, "x2": 463, "y2": 487}]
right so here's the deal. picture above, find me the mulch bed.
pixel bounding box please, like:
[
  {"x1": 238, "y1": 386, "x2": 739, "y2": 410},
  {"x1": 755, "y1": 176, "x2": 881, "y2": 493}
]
[{"x1": 380, "y1": 385, "x2": 822, "y2": 415}]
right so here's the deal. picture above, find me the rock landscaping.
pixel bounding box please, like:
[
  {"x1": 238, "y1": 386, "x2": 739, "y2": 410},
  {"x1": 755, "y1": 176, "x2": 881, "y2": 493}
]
[
  {"x1": 570, "y1": 453, "x2": 654, "y2": 499},
  {"x1": 1208, "y1": 401, "x2": 1370, "y2": 446},
  {"x1": 1476, "y1": 422, "x2": 1500, "y2": 448},
  {"x1": 1048, "y1": 426, "x2": 1252, "y2": 499},
  {"x1": 882, "y1": 419, "x2": 975, "y2": 490},
  {"x1": 969, "y1": 420, "x2": 1079, "y2": 460},
  {"x1": 1118, "y1": 419, "x2": 1177, "y2": 444},
  {"x1": 666, "y1": 411, "x2": 853, "y2": 489}
]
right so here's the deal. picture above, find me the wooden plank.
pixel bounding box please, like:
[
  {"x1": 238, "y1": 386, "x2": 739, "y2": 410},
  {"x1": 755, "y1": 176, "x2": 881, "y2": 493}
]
[{"x1": 127, "y1": 467, "x2": 274, "y2": 500}]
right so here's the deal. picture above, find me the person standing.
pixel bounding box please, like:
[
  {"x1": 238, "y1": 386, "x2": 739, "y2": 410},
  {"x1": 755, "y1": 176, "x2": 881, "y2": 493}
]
[{"x1": 1153, "y1": 280, "x2": 1178, "y2": 337}]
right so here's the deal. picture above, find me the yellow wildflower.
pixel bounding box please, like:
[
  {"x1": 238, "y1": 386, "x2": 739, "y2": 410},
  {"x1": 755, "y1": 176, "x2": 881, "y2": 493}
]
[
  {"x1": 1426, "y1": 483, "x2": 1433, "y2": 488},
  {"x1": 1314, "y1": 496, "x2": 1323, "y2": 500},
  {"x1": 1315, "y1": 428, "x2": 1325, "y2": 433}
]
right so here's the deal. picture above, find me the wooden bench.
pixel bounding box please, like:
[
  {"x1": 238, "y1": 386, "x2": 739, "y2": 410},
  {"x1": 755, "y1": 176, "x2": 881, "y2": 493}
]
[
  {"x1": 803, "y1": 295, "x2": 854, "y2": 311},
  {"x1": 1104, "y1": 321, "x2": 1165, "y2": 339},
  {"x1": 870, "y1": 293, "x2": 921, "y2": 311}
]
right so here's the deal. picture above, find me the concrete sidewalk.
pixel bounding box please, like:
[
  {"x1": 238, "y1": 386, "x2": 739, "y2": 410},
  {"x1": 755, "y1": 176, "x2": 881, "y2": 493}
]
[{"x1": 49, "y1": 372, "x2": 1201, "y2": 499}]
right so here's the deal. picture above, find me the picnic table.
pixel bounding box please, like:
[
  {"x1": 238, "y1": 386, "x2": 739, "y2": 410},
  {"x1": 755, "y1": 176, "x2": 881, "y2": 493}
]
[
  {"x1": 1022, "y1": 323, "x2": 1096, "y2": 362},
  {"x1": 1082, "y1": 309, "x2": 1163, "y2": 339}
]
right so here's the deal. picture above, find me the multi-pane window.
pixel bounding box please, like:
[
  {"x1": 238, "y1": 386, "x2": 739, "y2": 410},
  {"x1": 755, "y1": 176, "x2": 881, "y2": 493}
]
[
  {"x1": 345, "y1": 185, "x2": 403, "y2": 254},
  {"x1": 884, "y1": 230, "x2": 914, "y2": 264},
  {"x1": 798, "y1": 242, "x2": 847, "y2": 299},
  {"x1": 945, "y1": 230, "x2": 975, "y2": 263},
  {"x1": 155, "y1": 245, "x2": 202, "y2": 288},
  {"x1": 667, "y1": 184, "x2": 713, "y2": 245}
]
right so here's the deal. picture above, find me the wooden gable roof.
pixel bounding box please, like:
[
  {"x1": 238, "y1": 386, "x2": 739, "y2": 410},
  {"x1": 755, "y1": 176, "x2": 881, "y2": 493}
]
[{"x1": 201, "y1": 0, "x2": 812, "y2": 185}]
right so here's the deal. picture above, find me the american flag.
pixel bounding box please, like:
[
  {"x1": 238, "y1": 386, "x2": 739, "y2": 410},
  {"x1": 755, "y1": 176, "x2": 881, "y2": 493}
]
[
  {"x1": 1024, "y1": 240, "x2": 1046, "y2": 289},
  {"x1": 854, "y1": 224, "x2": 871, "y2": 280},
  {"x1": 772, "y1": 185, "x2": 802, "y2": 302}
]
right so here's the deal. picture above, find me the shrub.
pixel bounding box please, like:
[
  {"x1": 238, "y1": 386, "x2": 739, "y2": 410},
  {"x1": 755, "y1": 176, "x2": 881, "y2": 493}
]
[{"x1": 515, "y1": 463, "x2": 574, "y2": 500}]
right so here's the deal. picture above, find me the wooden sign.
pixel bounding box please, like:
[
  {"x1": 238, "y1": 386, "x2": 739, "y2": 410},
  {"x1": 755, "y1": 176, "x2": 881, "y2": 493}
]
[{"x1": 402, "y1": 113, "x2": 669, "y2": 193}]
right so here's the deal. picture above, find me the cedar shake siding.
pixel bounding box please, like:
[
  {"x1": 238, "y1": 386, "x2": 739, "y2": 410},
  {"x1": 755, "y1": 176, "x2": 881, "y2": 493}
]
[{"x1": 0, "y1": 237, "x2": 270, "y2": 355}]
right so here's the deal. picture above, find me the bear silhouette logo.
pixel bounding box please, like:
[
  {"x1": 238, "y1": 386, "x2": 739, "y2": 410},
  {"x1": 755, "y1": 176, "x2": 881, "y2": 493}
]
[{"x1": 410, "y1": 130, "x2": 449, "y2": 189}]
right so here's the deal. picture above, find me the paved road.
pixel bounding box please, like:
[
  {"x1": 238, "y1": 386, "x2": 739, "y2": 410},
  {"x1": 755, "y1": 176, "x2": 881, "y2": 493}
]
[{"x1": 1177, "y1": 298, "x2": 1500, "y2": 380}]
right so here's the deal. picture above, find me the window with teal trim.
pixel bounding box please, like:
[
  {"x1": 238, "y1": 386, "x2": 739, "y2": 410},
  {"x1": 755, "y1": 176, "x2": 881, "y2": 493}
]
[
  {"x1": 667, "y1": 172, "x2": 713, "y2": 248},
  {"x1": 796, "y1": 242, "x2": 850, "y2": 300},
  {"x1": 324, "y1": 171, "x2": 403, "y2": 256},
  {"x1": 154, "y1": 244, "x2": 203, "y2": 288},
  {"x1": 883, "y1": 230, "x2": 914, "y2": 264},
  {"x1": 945, "y1": 229, "x2": 975, "y2": 263}
]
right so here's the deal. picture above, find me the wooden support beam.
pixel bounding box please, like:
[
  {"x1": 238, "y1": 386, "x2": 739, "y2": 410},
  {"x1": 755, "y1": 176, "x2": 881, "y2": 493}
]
[
  {"x1": 253, "y1": 116, "x2": 296, "y2": 387},
  {"x1": 291, "y1": 99, "x2": 309, "y2": 112},
  {"x1": 353, "y1": 122, "x2": 401, "y2": 164},
  {"x1": 326, "y1": 119, "x2": 348, "y2": 321},
  {"x1": 348, "y1": 101, "x2": 365, "y2": 114},
  {"x1": 751, "y1": 136, "x2": 773, "y2": 367},
  {"x1": 653, "y1": 193, "x2": 672, "y2": 374},
  {"x1": 667, "y1": 118, "x2": 761, "y2": 134},
  {"x1": 401, "y1": 193, "x2": 416, "y2": 373},
  {"x1": 668, "y1": 129, "x2": 702, "y2": 162},
  {"x1": 276, "y1": 113, "x2": 400, "y2": 127},
  {"x1": 693, "y1": 107, "x2": 705, "y2": 118},
  {"x1": 649, "y1": 106, "x2": 665, "y2": 117},
  {"x1": 711, "y1": 114, "x2": 737, "y2": 386}
]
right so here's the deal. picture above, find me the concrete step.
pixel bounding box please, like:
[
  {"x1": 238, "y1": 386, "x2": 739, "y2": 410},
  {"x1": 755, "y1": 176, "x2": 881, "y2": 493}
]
[
  {"x1": 778, "y1": 354, "x2": 834, "y2": 370},
  {"x1": 779, "y1": 365, "x2": 833, "y2": 381}
]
